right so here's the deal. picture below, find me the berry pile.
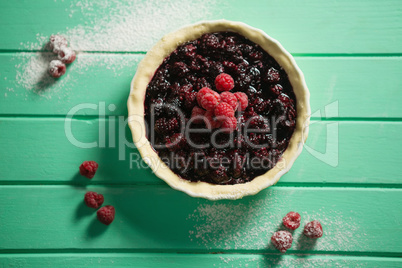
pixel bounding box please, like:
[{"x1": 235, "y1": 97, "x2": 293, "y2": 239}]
[
  {"x1": 48, "y1": 35, "x2": 76, "y2": 78},
  {"x1": 270, "y1": 211, "x2": 323, "y2": 253},
  {"x1": 79, "y1": 161, "x2": 115, "y2": 225},
  {"x1": 144, "y1": 31, "x2": 297, "y2": 185}
]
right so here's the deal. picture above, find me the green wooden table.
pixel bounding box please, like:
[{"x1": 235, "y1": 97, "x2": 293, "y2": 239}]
[{"x1": 1, "y1": 0, "x2": 401, "y2": 267}]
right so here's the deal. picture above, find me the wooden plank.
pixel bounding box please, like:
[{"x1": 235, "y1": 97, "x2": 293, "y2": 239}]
[
  {"x1": 1, "y1": 54, "x2": 402, "y2": 118},
  {"x1": 0, "y1": 186, "x2": 400, "y2": 254},
  {"x1": 0, "y1": 118, "x2": 401, "y2": 185},
  {"x1": 0, "y1": 253, "x2": 401, "y2": 268},
  {"x1": 0, "y1": 0, "x2": 401, "y2": 53}
]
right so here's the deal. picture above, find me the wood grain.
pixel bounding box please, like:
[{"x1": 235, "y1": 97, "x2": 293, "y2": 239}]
[
  {"x1": 0, "y1": 118, "x2": 400, "y2": 185},
  {"x1": 0, "y1": 185, "x2": 400, "y2": 254},
  {"x1": 0, "y1": 253, "x2": 401, "y2": 268},
  {"x1": 0, "y1": 0, "x2": 401, "y2": 53},
  {"x1": 1, "y1": 54, "x2": 402, "y2": 118}
]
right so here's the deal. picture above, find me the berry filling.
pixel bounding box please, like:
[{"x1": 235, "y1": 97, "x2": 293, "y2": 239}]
[{"x1": 144, "y1": 32, "x2": 297, "y2": 185}]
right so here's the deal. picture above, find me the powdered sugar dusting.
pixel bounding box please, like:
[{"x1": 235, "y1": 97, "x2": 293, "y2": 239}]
[
  {"x1": 11, "y1": 52, "x2": 140, "y2": 99},
  {"x1": 187, "y1": 191, "x2": 367, "y2": 253},
  {"x1": 12, "y1": 0, "x2": 220, "y2": 95},
  {"x1": 21, "y1": 0, "x2": 220, "y2": 52}
]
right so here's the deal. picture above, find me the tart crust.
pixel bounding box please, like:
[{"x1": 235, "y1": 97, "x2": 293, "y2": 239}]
[{"x1": 128, "y1": 20, "x2": 310, "y2": 200}]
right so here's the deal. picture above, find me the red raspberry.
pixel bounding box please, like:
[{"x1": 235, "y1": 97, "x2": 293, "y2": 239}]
[
  {"x1": 84, "y1": 191, "x2": 104, "y2": 209},
  {"x1": 197, "y1": 87, "x2": 220, "y2": 110},
  {"x1": 271, "y1": 230, "x2": 293, "y2": 253},
  {"x1": 79, "y1": 161, "x2": 99, "y2": 179},
  {"x1": 204, "y1": 111, "x2": 222, "y2": 129},
  {"x1": 200, "y1": 93, "x2": 220, "y2": 111},
  {"x1": 304, "y1": 220, "x2": 323, "y2": 238},
  {"x1": 282, "y1": 212, "x2": 301, "y2": 230},
  {"x1": 97, "y1": 205, "x2": 115, "y2": 225},
  {"x1": 215, "y1": 73, "x2": 234, "y2": 92},
  {"x1": 221, "y1": 117, "x2": 237, "y2": 133},
  {"x1": 49, "y1": 34, "x2": 68, "y2": 53},
  {"x1": 220, "y1": 91, "x2": 238, "y2": 110},
  {"x1": 234, "y1": 92, "x2": 248, "y2": 111},
  {"x1": 48, "y1": 60, "x2": 66, "y2": 78},
  {"x1": 214, "y1": 102, "x2": 235, "y2": 121},
  {"x1": 58, "y1": 47, "x2": 76, "y2": 64},
  {"x1": 191, "y1": 106, "x2": 206, "y2": 124}
]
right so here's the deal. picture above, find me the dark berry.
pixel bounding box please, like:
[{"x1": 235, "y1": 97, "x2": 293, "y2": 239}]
[
  {"x1": 155, "y1": 118, "x2": 179, "y2": 134},
  {"x1": 264, "y1": 67, "x2": 281, "y2": 83}
]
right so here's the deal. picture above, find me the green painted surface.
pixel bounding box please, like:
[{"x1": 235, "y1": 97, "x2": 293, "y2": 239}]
[
  {"x1": 0, "y1": 0, "x2": 401, "y2": 266},
  {"x1": 0, "y1": 254, "x2": 401, "y2": 268}
]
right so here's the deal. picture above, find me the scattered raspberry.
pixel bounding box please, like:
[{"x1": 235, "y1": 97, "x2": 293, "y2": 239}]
[
  {"x1": 220, "y1": 91, "x2": 238, "y2": 110},
  {"x1": 304, "y1": 220, "x2": 323, "y2": 238},
  {"x1": 97, "y1": 205, "x2": 115, "y2": 225},
  {"x1": 215, "y1": 73, "x2": 235, "y2": 92},
  {"x1": 58, "y1": 47, "x2": 76, "y2": 64},
  {"x1": 79, "y1": 161, "x2": 99, "y2": 179},
  {"x1": 49, "y1": 34, "x2": 68, "y2": 53},
  {"x1": 48, "y1": 60, "x2": 66, "y2": 78},
  {"x1": 234, "y1": 92, "x2": 248, "y2": 111},
  {"x1": 204, "y1": 110, "x2": 222, "y2": 129},
  {"x1": 84, "y1": 191, "x2": 104, "y2": 209},
  {"x1": 221, "y1": 117, "x2": 237, "y2": 133},
  {"x1": 200, "y1": 92, "x2": 220, "y2": 111},
  {"x1": 282, "y1": 212, "x2": 301, "y2": 230},
  {"x1": 214, "y1": 102, "x2": 235, "y2": 121},
  {"x1": 155, "y1": 117, "x2": 179, "y2": 134},
  {"x1": 191, "y1": 106, "x2": 206, "y2": 124},
  {"x1": 271, "y1": 84, "x2": 283, "y2": 95},
  {"x1": 271, "y1": 230, "x2": 293, "y2": 253}
]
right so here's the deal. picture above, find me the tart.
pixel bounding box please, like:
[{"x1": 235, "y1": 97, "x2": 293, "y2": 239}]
[{"x1": 128, "y1": 20, "x2": 310, "y2": 200}]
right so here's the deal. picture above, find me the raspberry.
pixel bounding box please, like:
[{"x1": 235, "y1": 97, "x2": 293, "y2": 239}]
[
  {"x1": 221, "y1": 117, "x2": 237, "y2": 133},
  {"x1": 214, "y1": 102, "x2": 235, "y2": 120},
  {"x1": 234, "y1": 92, "x2": 248, "y2": 111},
  {"x1": 200, "y1": 93, "x2": 220, "y2": 111},
  {"x1": 49, "y1": 34, "x2": 68, "y2": 53},
  {"x1": 220, "y1": 91, "x2": 238, "y2": 110},
  {"x1": 58, "y1": 47, "x2": 76, "y2": 64},
  {"x1": 97, "y1": 205, "x2": 115, "y2": 225},
  {"x1": 79, "y1": 161, "x2": 99, "y2": 179},
  {"x1": 155, "y1": 117, "x2": 179, "y2": 134},
  {"x1": 204, "y1": 110, "x2": 222, "y2": 129},
  {"x1": 191, "y1": 106, "x2": 206, "y2": 124},
  {"x1": 271, "y1": 230, "x2": 293, "y2": 253},
  {"x1": 282, "y1": 212, "x2": 301, "y2": 230},
  {"x1": 48, "y1": 60, "x2": 66, "y2": 78},
  {"x1": 84, "y1": 191, "x2": 104, "y2": 209},
  {"x1": 197, "y1": 87, "x2": 220, "y2": 110},
  {"x1": 304, "y1": 220, "x2": 323, "y2": 238},
  {"x1": 215, "y1": 73, "x2": 235, "y2": 92}
]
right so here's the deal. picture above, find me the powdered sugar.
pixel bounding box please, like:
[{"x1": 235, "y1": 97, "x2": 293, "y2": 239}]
[
  {"x1": 21, "y1": 0, "x2": 220, "y2": 52},
  {"x1": 11, "y1": 0, "x2": 220, "y2": 95},
  {"x1": 187, "y1": 190, "x2": 367, "y2": 252}
]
